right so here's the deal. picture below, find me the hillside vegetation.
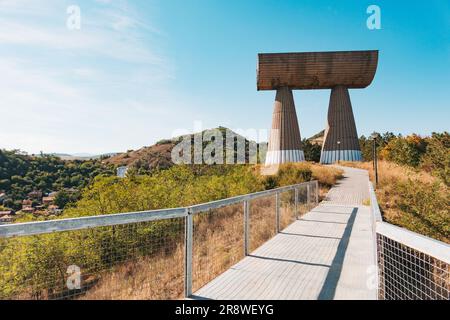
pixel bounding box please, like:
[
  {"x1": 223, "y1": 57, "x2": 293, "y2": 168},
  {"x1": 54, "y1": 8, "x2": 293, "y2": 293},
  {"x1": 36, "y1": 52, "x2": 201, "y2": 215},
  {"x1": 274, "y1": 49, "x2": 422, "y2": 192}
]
[
  {"x1": 0, "y1": 150, "x2": 115, "y2": 210},
  {"x1": 359, "y1": 131, "x2": 449, "y2": 186},
  {"x1": 342, "y1": 161, "x2": 449, "y2": 244},
  {"x1": 340, "y1": 131, "x2": 449, "y2": 244},
  {"x1": 0, "y1": 163, "x2": 342, "y2": 299}
]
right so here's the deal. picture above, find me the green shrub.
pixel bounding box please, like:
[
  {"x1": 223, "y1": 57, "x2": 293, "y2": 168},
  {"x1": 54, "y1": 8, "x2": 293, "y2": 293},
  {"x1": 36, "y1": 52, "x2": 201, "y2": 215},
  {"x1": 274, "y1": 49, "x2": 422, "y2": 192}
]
[
  {"x1": 380, "y1": 135, "x2": 426, "y2": 167},
  {"x1": 420, "y1": 132, "x2": 450, "y2": 186},
  {"x1": 388, "y1": 179, "x2": 449, "y2": 243}
]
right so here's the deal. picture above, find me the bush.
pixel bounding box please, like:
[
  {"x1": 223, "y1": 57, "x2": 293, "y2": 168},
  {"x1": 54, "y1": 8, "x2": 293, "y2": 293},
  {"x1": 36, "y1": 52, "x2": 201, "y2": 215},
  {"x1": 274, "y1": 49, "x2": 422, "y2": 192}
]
[
  {"x1": 383, "y1": 178, "x2": 449, "y2": 243},
  {"x1": 381, "y1": 135, "x2": 426, "y2": 167},
  {"x1": 262, "y1": 163, "x2": 312, "y2": 189},
  {"x1": 302, "y1": 139, "x2": 321, "y2": 162},
  {"x1": 311, "y1": 164, "x2": 343, "y2": 187},
  {"x1": 420, "y1": 132, "x2": 450, "y2": 186}
]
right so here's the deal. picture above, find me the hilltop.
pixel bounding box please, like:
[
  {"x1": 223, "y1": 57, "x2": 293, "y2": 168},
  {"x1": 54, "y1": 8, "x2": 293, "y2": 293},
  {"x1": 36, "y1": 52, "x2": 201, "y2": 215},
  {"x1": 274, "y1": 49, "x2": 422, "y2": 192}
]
[{"x1": 103, "y1": 127, "x2": 268, "y2": 171}]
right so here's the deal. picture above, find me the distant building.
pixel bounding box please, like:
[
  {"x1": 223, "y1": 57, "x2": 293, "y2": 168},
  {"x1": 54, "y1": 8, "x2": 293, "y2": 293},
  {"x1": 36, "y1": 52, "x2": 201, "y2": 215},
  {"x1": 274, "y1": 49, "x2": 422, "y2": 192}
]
[
  {"x1": 22, "y1": 207, "x2": 35, "y2": 214},
  {"x1": 0, "y1": 211, "x2": 15, "y2": 224},
  {"x1": 48, "y1": 205, "x2": 62, "y2": 215},
  {"x1": 117, "y1": 166, "x2": 128, "y2": 178},
  {"x1": 0, "y1": 210, "x2": 15, "y2": 217},
  {"x1": 43, "y1": 196, "x2": 55, "y2": 206},
  {"x1": 48, "y1": 191, "x2": 59, "y2": 197},
  {"x1": 22, "y1": 199, "x2": 33, "y2": 209}
]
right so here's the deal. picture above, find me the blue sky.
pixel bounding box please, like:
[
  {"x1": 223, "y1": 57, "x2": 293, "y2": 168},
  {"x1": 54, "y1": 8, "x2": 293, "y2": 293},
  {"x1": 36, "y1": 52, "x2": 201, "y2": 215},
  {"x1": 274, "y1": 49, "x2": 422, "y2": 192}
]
[{"x1": 0, "y1": 0, "x2": 449, "y2": 154}]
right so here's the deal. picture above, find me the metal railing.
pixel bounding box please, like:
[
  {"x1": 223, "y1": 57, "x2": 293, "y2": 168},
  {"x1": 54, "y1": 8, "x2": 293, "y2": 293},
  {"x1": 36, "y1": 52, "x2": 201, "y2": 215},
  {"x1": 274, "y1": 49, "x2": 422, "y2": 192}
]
[
  {"x1": 368, "y1": 182, "x2": 450, "y2": 300},
  {"x1": 0, "y1": 180, "x2": 319, "y2": 300}
]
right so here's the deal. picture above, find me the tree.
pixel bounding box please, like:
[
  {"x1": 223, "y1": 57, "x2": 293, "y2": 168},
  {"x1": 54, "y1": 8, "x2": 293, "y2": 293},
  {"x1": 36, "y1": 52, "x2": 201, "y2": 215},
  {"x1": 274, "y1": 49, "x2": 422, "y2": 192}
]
[
  {"x1": 302, "y1": 139, "x2": 321, "y2": 162},
  {"x1": 381, "y1": 135, "x2": 427, "y2": 167},
  {"x1": 54, "y1": 190, "x2": 70, "y2": 209},
  {"x1": 420, "y1": 132, "x2": 450, "y2": 185}
]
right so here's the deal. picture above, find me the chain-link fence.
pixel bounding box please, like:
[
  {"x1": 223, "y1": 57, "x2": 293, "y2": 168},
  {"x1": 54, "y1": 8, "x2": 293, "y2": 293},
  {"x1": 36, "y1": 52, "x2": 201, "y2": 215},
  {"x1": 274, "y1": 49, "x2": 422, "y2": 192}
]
[
  {"x1": 377, "y1": 234, "x2": 449, "y2": 300},
  {"x1": 369, "y1": 182, "x2": 450, "y2": 300},
  {"x1": 0, "y1": 213, "x2": 186, "y2": 300},
  {"x1": 192, "y1": 203, "x2": 244, "y2": 292},
  {"x1": 279, "y1": 190, "x2": 296, "y2": 230},
  {"x1": 0, "y1": 181, "x2": 319, "y2": 300},
  {"x1": 249, "y1": 195, "x2": 277, "y2": 252}
]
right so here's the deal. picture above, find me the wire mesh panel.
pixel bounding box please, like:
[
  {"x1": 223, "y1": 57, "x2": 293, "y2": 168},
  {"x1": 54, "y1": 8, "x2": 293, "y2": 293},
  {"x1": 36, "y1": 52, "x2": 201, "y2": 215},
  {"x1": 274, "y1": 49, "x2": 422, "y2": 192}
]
[
  {"x1": 377, "y1": 234, "x2": 449, "y2": 300},
  {"x1": 192, "y1": 203, "x2": 244, "y2": 292},
  {"x1": 308, "y1": 182, "x2": 319, "y2": 210},
  {"x1": 279, "y1": 190, "x2": 296, "y2": 231},
  {"x1": 249, "y1": 195, "x2": 276, "y2": 252},
  {"x1": 0, "y1": 218, "x2": 185, "y2": 300},
  {"x1": 297, "y1": 184, "x2": 309, "y2": 217}
]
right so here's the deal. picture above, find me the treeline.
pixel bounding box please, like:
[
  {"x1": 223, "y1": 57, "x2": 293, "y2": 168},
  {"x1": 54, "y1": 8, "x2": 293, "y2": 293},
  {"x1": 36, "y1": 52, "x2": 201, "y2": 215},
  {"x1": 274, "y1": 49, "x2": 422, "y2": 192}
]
[
  {"x1": 0, "y1": 150, "x2": 115, "y2": 210},
  {"x1": 359, "y1": 131, "x2": 449, "y2": 185}
]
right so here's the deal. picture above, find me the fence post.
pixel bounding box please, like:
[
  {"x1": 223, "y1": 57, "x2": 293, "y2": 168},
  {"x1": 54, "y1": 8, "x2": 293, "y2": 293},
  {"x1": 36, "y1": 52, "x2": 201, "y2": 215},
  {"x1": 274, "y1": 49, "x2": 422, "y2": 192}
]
[
  {"x1": 184, "y1": 208, "x2": 193, "y2": 298},
  {"x1": 294, "y1": 187, "x2": 299, "y2": 219},
  {"x1": 307, "y1": 183, "x2": 311, "y2": 210},
  {"x1": 244, "y1": 200, "x2": 250, "y2": 256},
  {"x1": 315, "y1": 180, "x2": 319, "y2": 204},
  {"x1": 275, "y1": 192, "x2": 280, "y2": 233}
]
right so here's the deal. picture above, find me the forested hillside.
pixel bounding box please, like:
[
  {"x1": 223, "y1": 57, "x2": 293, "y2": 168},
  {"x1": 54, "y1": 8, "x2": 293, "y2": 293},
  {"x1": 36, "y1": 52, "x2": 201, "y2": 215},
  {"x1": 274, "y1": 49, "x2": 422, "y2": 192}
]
[{"x1": 0, "y1": 150, "x2": 115, "y2": 210}]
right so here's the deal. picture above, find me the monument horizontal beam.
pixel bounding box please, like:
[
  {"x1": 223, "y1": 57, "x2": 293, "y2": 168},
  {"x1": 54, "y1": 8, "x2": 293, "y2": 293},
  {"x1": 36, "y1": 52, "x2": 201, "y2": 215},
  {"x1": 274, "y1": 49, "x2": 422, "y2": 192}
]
[{"x1": 257, "y1": 50, "x2": 378, "y2": 90}]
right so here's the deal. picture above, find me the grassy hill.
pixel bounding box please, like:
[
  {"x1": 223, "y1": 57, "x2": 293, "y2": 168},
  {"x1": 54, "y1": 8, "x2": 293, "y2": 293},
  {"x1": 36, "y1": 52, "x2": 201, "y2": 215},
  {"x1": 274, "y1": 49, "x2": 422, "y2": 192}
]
[{"x1": 103, "y1": 127, "x2": 268, "y2": 172}]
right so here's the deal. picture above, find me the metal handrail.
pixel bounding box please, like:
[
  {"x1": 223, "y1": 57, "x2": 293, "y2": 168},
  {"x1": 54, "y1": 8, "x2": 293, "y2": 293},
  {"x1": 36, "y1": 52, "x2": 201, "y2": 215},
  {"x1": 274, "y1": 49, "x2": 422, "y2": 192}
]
[
  {"x1": 0, "y1": 180, "x2": 319, "y2": 298},
  {"x1": 0, "y1": 181, "x2": 316, "y2": 238},
  {"x1": 376, "y1": 221, "x2": 450, "y2": 264},
  {"x1": 368, "y1": 181, "x2": 450, "y2": 264}
]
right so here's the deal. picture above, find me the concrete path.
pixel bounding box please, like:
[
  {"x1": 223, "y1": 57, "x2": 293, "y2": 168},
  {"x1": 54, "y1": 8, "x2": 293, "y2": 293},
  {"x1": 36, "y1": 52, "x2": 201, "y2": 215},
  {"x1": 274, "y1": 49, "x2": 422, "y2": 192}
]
[{"x1": 193, "y1": 166, "x2": 377, "y2": 300}]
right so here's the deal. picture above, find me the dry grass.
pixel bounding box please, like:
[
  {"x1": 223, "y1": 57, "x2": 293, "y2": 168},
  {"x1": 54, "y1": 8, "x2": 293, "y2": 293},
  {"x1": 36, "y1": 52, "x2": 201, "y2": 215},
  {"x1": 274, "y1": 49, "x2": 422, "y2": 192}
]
[
  {"x1": 310, "y1": 163, "x2": 343, "y2": 201},
  {"x1": 310, "y1": 163, "x2": 344, "y2": 187},
  {"x1": 340, "y1": 161, "x2": 440, "y2": 186},
  {"x1": 192, "y1": 203, "x2": 244, "y2": 292},
  {"x1": 80, "y1": 246, "x2": 185, "y2": 300},
  {"x1": 249, "y1": 196, "x2": 277, "y2": 252},
  {"x1": 340, "y1": 160, "x2": 449, "y2": 243}
]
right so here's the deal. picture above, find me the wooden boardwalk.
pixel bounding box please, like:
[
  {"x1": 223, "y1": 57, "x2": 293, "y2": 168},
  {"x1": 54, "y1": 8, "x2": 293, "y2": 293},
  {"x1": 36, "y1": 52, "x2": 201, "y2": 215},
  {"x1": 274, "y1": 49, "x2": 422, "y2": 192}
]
[{"x1": 193, "y1": 166, "x2": 377, "y2": 300}]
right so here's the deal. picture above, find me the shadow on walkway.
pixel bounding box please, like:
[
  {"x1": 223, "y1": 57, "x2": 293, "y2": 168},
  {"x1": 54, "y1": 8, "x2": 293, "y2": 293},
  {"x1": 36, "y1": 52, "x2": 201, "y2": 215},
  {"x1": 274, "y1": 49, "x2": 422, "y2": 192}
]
[
  {"x1": 280, "y1": 232, "x2": 340, "y2": 240},
  {"x1": 317, "y1": 207, "x2": 358, "y2": 300},
  {"x1": 247, "y1": 254, "x2": 330, "y2": 268}
]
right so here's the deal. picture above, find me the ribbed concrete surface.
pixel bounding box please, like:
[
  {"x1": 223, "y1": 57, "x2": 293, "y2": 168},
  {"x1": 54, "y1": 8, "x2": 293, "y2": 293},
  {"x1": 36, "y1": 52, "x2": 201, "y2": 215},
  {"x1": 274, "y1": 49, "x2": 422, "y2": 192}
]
[
  {"x1": 321, "y1": 86, "x2": 361, "y2": 163},
  {"x1": 193, "y1": 166, "x2": 376, "y2": 300},
  {"x1": 257, "y1": 50, "x2": 378, "y2": 90},
  {"x1": 265, "y1": 86, "x2": 304, "y2": 165}
]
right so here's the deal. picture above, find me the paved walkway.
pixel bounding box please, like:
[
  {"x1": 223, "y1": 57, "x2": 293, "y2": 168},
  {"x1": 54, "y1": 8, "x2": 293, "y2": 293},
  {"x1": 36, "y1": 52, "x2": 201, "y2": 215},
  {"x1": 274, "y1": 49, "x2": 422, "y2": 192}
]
[{"x1": 193, "y1": 166, "x2": 377, "y2": 300}]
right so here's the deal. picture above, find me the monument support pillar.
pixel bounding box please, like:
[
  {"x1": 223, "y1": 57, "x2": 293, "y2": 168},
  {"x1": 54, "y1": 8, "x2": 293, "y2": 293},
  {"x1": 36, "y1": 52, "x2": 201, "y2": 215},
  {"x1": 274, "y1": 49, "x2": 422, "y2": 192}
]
[
  {"x1": 320, "y1": 85, "x2": 362, "y2": 164},
  {"x1": 265, "y1": 87, "x2": 305, "y2": 166}
]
